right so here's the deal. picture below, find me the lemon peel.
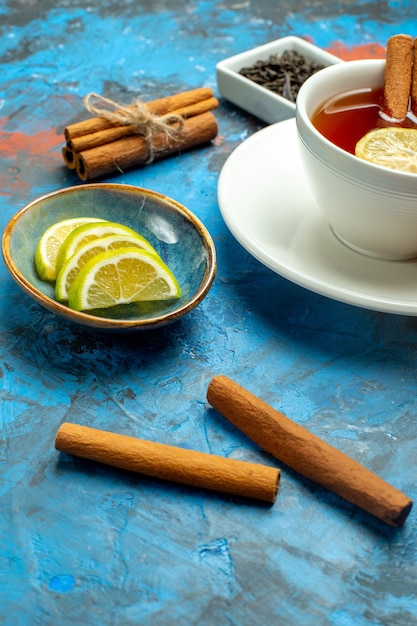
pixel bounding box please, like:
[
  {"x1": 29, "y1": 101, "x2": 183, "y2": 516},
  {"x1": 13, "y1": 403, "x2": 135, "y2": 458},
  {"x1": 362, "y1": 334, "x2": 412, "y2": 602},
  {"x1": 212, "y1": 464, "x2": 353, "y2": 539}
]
[
  {"x1": 55, "y1": 234, "x2": 162, "y2": 302},
  {"x1": 34, "y1": 217, "x2": 104, "y2": 281},
  {"x1": 67, "y1": 247, "x2": 181, "y2": 311},
  {"x1": 56, "y1": 220, "x2": 157, "y2": 272}
]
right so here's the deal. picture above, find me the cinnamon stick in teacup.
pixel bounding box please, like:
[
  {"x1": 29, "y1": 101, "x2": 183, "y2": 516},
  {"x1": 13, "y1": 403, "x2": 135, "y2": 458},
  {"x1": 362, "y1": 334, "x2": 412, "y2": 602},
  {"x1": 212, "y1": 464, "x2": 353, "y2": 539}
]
[
  {"x1": 207, "y1": 375, "x2": 413, "y2": 526},
  {"x1": 55, "y1": 422, "x2": 280, "y2": 503},
  {"x1": 383, "y1": 34, "x2": 413, "y2": 120},
  {"x1": 411, "y1": 38, "x2": 417, "y2": 116}
]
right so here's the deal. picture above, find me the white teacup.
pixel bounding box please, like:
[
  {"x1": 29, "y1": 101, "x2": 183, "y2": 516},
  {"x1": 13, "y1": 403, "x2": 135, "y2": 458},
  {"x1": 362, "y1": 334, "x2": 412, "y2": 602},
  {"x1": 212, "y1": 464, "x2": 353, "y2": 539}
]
[{"x1": 296, "y1": 59, "x2": 417, "y2": 260}]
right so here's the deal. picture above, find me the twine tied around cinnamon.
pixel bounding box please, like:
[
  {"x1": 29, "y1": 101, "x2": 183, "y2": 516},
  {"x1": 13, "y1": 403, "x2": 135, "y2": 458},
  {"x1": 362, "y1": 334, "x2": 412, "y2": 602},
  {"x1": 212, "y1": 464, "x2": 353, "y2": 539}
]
[
  {"x1": 62, "y1": 88, "x2": 219, "y2": 180},
  {"x1": 83, "y1": 93, "x2": 185, "y2": 163}
]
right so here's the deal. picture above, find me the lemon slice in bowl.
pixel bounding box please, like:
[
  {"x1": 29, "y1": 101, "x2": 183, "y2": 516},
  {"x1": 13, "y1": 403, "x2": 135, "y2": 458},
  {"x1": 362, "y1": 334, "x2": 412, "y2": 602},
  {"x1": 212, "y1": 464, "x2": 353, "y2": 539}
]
[
  {"x1": 56, "y1": 221, "x2": 157, "y2": 272},
  {"x1": 67, "y1": 247, "x2": 181, "y2": 311},
  {"x1": 34, "y1": 217, "x2": 104, "y2": 281},
  {"x1": 355, "y1": 127, "x2": 417, "y2": 173},
  {"x1": 55, "y1": 234, "x2": 164, "y2": 302}
]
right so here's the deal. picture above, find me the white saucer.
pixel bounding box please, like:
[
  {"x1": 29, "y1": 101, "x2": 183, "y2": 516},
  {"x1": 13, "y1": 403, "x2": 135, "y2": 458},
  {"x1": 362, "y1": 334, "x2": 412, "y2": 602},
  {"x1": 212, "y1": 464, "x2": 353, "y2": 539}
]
[{"x1": 218, "y1": 118, "x2": 417, "y2": 316}]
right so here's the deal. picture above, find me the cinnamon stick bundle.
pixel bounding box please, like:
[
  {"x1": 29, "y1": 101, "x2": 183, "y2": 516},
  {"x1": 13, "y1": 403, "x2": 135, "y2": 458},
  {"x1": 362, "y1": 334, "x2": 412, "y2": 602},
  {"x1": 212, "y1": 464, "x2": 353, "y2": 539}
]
[
  {"x1": 68, "y1": 97, "x2": 219, "y2": 153},
  {"x1": 55, "y1": 422, "x2": 280, "y2": 503},
  {"x1": 383, "y1": 34, "x2": 414, "y2": 119},
  {"x1": 64, "y1": 87, "x2": 215, "y2": 141},
  {"x1": 62, "y1": 87, "x2": 219, "y2": 180},
  {"x1": 207, "y1": 376, "x2": 413, "y2": 526},
  {"x1": 75, "y1": 111, "x2": 218, "y2": 181}
]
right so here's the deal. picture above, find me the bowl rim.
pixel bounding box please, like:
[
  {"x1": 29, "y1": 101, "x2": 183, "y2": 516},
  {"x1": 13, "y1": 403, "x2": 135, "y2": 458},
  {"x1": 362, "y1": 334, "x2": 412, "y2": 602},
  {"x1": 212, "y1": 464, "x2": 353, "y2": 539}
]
[
  {"x1": 216, "y1": 35, "x2": 343, "y2": 73},
  {"x1": 2, "y1": 183, "x2": 217, "y2": 331},
  {"x1": 216, "y1": 35, "x2": 343, "y2": 113}
]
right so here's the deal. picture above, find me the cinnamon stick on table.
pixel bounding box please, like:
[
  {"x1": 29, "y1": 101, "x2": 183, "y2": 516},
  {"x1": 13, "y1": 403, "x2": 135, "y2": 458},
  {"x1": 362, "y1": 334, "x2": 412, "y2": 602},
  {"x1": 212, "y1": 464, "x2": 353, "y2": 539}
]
[
  {"x1": 67, "y1": 97, "x2": 219, "y2": 153},
  {"x1": 64, "y1": 87, "x2": 215, "y2": 142},
  {"x1": 55, "y1": 422, "x2": 280, "y2": 503},
  {"x1": 207, "y1": 376, "x2": 413, "y2": 526},
  {"x1": 383, "y1": 34, "x2": 414, "y2": 120},
  {"x1": 75, "y1": 111, "x2": 218, "y2": 181},
  {"x1": 62, "y1": 146, "x2": 76, "y2": 170}
]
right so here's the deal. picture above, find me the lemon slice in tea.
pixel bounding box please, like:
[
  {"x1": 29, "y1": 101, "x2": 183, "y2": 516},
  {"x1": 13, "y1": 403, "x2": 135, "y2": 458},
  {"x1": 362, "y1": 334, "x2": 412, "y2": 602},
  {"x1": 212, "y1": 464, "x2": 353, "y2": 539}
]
[
  {"x1": 56, "y1": 234, "x2": 163, "y2": 302},
  {"x1": 355, "y1": 127, "x2": 417, "y2": 173},
  {"x1": 56, "y1": 221, "x2": 157, "y2": 272},
  {"x1": 34, "y1": 217, "x2": 104, "y2": 281},
  {"x1": 67, "y1": 247, "x2": 181, "y2": 311}
]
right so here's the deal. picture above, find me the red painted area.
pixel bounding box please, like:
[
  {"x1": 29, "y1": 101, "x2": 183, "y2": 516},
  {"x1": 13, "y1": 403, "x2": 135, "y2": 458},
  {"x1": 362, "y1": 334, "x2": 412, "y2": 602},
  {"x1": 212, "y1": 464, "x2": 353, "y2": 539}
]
[
  {"x1": 0, "y1": 117, "x2": 62, "y2": 158},
  {"x1": 0, "y1": 117, "x2": 64, "y2": 199},
  {"x1": 327, "y1": 41, "x2": 386, "y2": 60}
]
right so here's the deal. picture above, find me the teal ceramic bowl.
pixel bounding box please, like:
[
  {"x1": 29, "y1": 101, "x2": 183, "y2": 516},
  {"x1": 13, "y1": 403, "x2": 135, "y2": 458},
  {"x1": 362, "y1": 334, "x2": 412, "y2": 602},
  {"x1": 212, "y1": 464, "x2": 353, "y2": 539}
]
[{"x1": 2, "y1": 183, "x2": 216, "y2": 331}]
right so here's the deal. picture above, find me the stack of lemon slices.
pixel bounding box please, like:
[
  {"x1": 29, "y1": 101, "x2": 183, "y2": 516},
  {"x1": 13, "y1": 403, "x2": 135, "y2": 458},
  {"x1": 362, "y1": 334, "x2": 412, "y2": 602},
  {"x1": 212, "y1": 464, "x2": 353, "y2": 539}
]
[{"x1": 34, "y1": 218, "x2": 181, "y2": 311}]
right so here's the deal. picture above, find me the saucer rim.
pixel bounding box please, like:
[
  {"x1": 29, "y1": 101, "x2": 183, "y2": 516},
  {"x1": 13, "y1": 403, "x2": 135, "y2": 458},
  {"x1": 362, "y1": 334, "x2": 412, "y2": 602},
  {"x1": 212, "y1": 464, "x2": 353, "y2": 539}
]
[{"x1": 217, "y1": 118, "x2": 417, "y2": 316}]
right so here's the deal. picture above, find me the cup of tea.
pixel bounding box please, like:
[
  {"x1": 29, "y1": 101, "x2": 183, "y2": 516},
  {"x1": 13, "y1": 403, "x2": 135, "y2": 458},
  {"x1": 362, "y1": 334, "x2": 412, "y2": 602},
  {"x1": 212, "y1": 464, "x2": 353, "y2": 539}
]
[{"x1": 296, "y1": 59, "x2": 417, "y2": 260}]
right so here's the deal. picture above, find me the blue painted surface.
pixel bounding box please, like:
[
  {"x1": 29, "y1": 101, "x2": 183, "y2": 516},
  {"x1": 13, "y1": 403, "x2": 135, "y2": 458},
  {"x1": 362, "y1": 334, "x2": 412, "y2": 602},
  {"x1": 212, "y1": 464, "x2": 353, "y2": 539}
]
[{"x1": 1, "y1": 1, "x2": 417, "y2": 624}]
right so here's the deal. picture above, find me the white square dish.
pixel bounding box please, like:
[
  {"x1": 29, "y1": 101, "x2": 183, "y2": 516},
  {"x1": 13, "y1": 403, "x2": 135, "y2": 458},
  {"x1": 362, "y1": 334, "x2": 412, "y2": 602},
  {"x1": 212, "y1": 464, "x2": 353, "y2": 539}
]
[{"x1": 216, "y1": 36, "x2": 343, "y2": 124}]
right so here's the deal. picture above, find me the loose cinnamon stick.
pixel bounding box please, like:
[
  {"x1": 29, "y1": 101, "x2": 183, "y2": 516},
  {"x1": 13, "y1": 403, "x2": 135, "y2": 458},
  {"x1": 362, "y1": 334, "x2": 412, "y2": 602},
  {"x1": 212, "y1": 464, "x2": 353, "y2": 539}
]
[
  {"x1": 55, "y1": 422, "x2": 280, "y2": 503},
  {"x1": 64, "y1": 87, "x2": 214, "y2": 141},
  {"x1": 207, "y1": 376, "x2": 413, "y2": 526},
  {"x1": 383, "y1": 34, "x2": 413, "y2": 119},
  {"x1": 75, "y1": 111, "x2": 218, "y2": 181},
  {"x1": 68, "y1": 97, "x2": 219, "y2": 153}
]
